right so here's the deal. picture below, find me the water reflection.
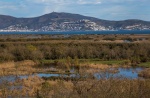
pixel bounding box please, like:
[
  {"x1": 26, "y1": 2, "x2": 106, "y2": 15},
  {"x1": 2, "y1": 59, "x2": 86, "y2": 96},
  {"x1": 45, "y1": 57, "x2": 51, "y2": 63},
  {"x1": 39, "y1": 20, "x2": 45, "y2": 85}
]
[
  {"x1": 0, "y1": 67, "x2": 144, "y2": 83},
  {"x1": 95, "y1": 67, "x2": 144, "y2": 79}
]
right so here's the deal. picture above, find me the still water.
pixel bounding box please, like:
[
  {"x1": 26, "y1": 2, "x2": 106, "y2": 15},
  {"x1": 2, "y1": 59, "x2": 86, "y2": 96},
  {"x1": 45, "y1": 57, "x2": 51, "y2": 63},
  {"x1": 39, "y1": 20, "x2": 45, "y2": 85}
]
[
  {"x1": 0, "y1": 30, "x2": 150, "y2": 35},
  {"x1": 94, "y1": 67, "x2": 143, "y2": 79},
  {"x1": 0, "y1": 67, "x2": 144, "y2": 83}
]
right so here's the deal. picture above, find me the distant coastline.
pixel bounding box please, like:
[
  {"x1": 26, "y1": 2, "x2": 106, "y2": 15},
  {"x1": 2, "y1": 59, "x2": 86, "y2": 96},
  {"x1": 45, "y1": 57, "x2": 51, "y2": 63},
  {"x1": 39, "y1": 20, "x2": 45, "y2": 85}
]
[{"x1": 0, "y1": 30, "x2": 150, "y2": 35}]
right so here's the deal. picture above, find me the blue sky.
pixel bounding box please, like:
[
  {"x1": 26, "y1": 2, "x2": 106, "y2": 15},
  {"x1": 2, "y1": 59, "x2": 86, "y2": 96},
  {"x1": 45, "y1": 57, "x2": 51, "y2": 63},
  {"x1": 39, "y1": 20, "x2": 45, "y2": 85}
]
[{"x1": 0, "y1": 0, "x2": 150, "y2": 21}]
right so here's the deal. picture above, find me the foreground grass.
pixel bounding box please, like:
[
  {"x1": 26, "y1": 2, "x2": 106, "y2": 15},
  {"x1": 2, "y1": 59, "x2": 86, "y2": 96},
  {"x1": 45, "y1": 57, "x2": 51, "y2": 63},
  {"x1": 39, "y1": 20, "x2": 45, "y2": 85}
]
[{"x1": 0, "y1": 76, "x2": 150, "y2": 98}]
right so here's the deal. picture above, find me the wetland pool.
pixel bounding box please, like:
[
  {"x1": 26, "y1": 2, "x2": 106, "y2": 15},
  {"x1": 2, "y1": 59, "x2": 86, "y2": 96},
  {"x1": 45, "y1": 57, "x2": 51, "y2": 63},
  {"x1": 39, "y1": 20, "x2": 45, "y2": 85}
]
[{"x1": 0, "y1": 67, "x2": 144, "y2": 83}]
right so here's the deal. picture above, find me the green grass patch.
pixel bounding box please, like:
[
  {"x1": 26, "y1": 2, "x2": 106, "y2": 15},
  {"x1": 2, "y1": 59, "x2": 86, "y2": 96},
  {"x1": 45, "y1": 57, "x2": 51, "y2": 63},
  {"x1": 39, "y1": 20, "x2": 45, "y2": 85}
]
[
  {"x1": 40, "y1": 59, "x2": 66, "y2": 64},
  {"x1": 76, "y1": 59, "x2": 127, "y2": 65},
  {"x1": 40, "y1": 59, "x2": 127, "y2": 66},
  {"x1": 93, "y1": 60, "x2": 125, "y2": 65},
  {"x1": 40, "y1": 59, "x2": 54, "y2": 63},
  {"x1": 138, "y1": 62, "x2": 150, "y2": 67}
]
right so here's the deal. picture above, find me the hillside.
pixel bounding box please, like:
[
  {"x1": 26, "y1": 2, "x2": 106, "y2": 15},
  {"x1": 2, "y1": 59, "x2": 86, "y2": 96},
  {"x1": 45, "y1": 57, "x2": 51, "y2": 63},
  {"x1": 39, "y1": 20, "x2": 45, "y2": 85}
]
[{"x1": 0, "y1": 12, "x2": 150, "y2": 32}]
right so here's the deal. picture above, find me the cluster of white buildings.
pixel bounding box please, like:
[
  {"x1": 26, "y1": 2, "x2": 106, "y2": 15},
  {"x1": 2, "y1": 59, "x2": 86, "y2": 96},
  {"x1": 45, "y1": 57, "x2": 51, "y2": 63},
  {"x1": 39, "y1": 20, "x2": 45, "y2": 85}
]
[
  {"x1": 40, "y1": 19, "x2": 108, "y2": 31},
  {"x1": 0, "y1": 24, "x2": 32, "y2": 32},
  {"x1": 0, "y1": 19, "x2": 150, "y2": 32},
  {"x1": 124, "y1": 24, "x2": 150, "y2": 30}
]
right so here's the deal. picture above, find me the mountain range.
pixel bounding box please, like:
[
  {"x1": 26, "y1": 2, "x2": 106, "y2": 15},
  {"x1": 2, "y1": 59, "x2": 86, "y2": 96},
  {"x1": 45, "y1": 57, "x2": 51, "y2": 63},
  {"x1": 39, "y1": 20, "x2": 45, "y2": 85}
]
[{"x1": 0, "y1": 12, "x2": 150, "y2": 32}]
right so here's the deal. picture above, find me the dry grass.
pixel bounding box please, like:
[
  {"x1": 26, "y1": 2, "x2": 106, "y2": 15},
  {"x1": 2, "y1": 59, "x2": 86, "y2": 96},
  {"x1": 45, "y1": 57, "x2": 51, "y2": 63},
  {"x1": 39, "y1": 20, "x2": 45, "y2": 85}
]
[
  {"x1": 16, "y1": 60, "x2": 37, "y2": 66},
  {"x1": 87, "y1": 64, "x2": 111, "y2": 69},
  {"x1": 4, "y1": 76, "x2": 73, "y2": 97},
  {"x1": 0, "y1": 59, "x2": 122, "y2": 76},
  {"x1": 0, "y1": 62, "x2": 15, "y2": 69},
  {"x1": 138, "y1": 68, "x2": 150, "y2": 78},
  {"x1": 0, "y1": 60, "x2": 36, "y2": 68},
  {"x1": 0, "y1": 60, "x2": 38, "y2": 76},
  {"x1": 0, "y1": 60, "x2": 124, "y2": 76},
  {"x1": 1, "y1": 76, "x2": 150, "y2": 98},
  {"x1": 81, "y1": 63, "x2": 118, "y2": 69}
]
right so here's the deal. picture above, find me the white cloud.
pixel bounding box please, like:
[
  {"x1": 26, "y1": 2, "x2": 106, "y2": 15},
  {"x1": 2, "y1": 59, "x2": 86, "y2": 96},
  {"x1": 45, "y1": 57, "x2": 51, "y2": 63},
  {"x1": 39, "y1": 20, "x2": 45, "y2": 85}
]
[
  {"x1": 100, "y1": 0, "x2": 149, "y2": 4},
  {"x1": 27, "y1": 0, "x2": 101, "y2": 5},
  {"x1": 27, "y1": 0, "x2": 73, "y2": 5},
  {"x1": 24, "y1": 0, "x2": 102, "y2": 16},
  {"x1": 0, "y1": 1, "x2": 17, "y2": 10},
  {"x1": 0, "y1": 0, "x2": 149, "y2": 20},
  {"x1": 77, "y1": 0, "x2": 101, "y2": 5}
]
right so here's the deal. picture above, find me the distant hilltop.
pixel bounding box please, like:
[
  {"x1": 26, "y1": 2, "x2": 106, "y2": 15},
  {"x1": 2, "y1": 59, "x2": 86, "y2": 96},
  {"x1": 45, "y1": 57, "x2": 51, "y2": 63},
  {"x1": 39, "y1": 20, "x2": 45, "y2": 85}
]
[{"x1": 0, "y1": 12, "x2": 150, "y2": 32}]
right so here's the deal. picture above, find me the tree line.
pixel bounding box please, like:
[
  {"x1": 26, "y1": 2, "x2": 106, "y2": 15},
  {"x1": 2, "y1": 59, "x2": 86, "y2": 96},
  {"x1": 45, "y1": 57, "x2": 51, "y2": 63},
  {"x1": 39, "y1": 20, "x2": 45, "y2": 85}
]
[{"x1": 0, "y1": 42, "x2": 150, "y2": 64}]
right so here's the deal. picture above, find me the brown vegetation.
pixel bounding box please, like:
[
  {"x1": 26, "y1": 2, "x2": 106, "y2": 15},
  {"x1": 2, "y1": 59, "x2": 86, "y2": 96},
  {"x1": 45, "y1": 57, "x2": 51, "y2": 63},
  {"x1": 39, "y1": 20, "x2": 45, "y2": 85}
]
[
  {"x1": 138, "y1": 68, "x2": 150, "y2": 78},
  {"x1": 0, "y1": 60, "x2": 37, "y2": 76},
  {"x1": 0, "y1": 76, "x2": 150, "y2": 98}
]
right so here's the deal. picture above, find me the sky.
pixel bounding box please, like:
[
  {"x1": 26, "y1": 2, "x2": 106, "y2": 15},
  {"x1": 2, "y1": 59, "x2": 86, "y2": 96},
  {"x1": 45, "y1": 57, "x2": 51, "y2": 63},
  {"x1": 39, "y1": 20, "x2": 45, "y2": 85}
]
[{"x1": 0, "y1": 0, "x2": 150, "y2": 21}]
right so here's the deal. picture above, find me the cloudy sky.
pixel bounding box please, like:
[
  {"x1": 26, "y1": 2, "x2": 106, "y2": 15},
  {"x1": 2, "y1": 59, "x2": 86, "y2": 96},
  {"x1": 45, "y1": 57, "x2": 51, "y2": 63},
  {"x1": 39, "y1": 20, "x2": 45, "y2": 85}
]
[{"x1": 0, "y1": 0, "x2": 150, "y2": 21}]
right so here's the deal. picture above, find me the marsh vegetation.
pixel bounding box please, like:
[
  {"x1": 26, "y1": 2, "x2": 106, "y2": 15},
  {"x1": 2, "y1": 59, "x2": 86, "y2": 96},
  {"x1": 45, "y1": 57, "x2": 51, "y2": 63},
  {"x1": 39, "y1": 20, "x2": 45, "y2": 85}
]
[{"x1": 0, "y1": 34, "x2": 150, "y2": 97}]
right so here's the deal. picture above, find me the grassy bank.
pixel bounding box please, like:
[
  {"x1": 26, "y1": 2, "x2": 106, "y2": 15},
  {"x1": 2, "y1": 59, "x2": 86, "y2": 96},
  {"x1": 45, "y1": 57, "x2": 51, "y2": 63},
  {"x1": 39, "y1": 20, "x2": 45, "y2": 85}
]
[
  {"x1": 138, "y1": 62, "x2": 150, "y2": 67},
  {"x1": 41, "y1": 59, "x2": 128, "y2": 66}
]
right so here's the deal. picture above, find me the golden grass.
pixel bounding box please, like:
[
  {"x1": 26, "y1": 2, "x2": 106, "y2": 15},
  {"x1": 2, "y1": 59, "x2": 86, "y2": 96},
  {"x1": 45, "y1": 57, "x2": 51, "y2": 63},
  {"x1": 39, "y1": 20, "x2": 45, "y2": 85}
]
[
  {"x1": 0, "y1": 60, "x2": 36, "y2": 68},
  {"x1": 0, "y1": 74, "x2": 150, "y2": 97},
  {"x1": 0, "y1": 60, "x2": 38, "y2": 76},
  {"x1": 0, "y1": 62, "x2": 15, "y2": 69},
  {"x1": 138, "y1": 68, "x2": 150, "y2": 78},
  {"x1": 9, "y1": 75, "x2": 44, "y2": 97},
  {"x1": 81, "y1": 63, "x2": 118, "y2": 69},
  {"x1": 6, "y1": 76, "x2": 73, "y2": 97},
  {"x1": 87, "y1": 64, "x2": 111, "y2": 69},
  {"x1": 16, "y1": 60, "x2": 36, "y2": 66},
  {"x1": 5, "y1": 77, "x2": 150, "y2": 97}
]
